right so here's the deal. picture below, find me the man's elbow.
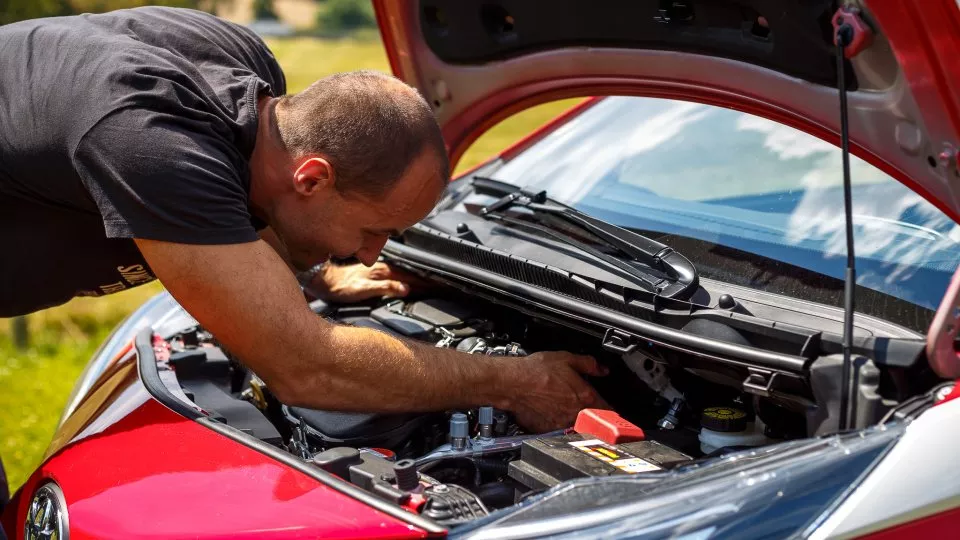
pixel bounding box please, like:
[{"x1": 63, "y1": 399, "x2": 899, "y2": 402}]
[
  {"x1": 267, "y1": 375, "x2": 311, "y2": 407},
  {"x1": 265, "y1": 369, "x2": 345, "y2": 410}
]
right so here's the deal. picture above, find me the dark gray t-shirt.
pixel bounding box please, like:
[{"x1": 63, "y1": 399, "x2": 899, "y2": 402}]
[{"x1": 0, "y1": 7, "x2": 286, "y2": 316}]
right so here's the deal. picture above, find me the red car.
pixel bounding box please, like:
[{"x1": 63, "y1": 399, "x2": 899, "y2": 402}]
[{"x1": 5, "y1": 0, "x2": 960, "y2": 538}]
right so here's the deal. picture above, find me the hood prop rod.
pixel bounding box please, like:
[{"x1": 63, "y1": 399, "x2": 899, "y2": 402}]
[{"x1": 833, "y1": 8, "x2": 869, "y2": 431}]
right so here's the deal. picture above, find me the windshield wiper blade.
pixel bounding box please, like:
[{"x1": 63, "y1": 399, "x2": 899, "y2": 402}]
[{"x1": 472, "y1": 176, "x2": 699, "y2": 300}]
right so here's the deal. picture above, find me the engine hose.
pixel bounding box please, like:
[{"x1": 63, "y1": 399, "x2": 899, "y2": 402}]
[
  {"x1": 416, "y1": 456, "x2": 510, "y2": 479},
  {"x1": 474, "y1": 457, "x2": 510, "y2": 477},
  {"x1": 472, "y1": 482, "x2": 516, "y2": 509}
]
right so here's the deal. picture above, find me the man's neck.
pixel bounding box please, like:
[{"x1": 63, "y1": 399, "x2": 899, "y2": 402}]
[{"x1": 249, "y1": 95, "x2": 286, "y2": 222}]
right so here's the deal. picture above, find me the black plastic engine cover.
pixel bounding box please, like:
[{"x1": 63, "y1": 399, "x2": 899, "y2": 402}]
[
  {"x1": 287, "y1": 316, "x2": 438, "y2": 449},
  {"x1": 286, "y1": 405, "x2": 431, "y2": 448},
  {"x1": 370, "y1": 305, "x2": 436, "y2": 338},
  {"x1": 406, "y1": 298, "x2": 477, "y2": 327}
]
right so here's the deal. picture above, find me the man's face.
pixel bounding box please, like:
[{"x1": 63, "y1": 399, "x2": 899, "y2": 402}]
[{"x1": 269, "y1": 149, "x2": 445, "y2": 271}]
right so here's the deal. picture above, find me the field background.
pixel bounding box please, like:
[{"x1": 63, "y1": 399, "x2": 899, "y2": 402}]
[{"x1": 0, "y1": 29, "x2": 579, "y2": 492}]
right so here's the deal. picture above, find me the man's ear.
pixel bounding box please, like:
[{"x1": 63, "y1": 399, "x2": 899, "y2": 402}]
[{"x1": 292, "y1": 157, "x2": 335, "y2": 196}]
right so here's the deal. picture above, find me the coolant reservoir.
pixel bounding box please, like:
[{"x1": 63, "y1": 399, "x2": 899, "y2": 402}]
[{"x1": 698, "y1": 406, "x2": 772, "y2": 454}]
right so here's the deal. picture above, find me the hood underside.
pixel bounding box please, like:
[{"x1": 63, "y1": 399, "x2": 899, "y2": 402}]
[
  {"x1": 374, "y1": 0, "x2": 960, "y2": 376},
  {"x1": 374, "y1": 0, "x2": 960, "y2": 221}
]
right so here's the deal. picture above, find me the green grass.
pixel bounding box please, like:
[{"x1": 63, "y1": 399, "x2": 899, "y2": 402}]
[
  {"x1": 0, "y1": 35, "x2": 580, "y2": 494},
  {"x1": 0, "y1": 283, "x2": 164, "y2": 491}
]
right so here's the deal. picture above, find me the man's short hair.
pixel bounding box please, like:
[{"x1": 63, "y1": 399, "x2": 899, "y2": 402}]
[{"x1": 275, "y1": 70, "x2": 449, "y2": 196}]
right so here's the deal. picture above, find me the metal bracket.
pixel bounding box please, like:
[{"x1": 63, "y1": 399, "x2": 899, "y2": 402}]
[
  {"x1": 743, "y1": 369, "x2": 778, "y2": 397},
  {"x1": 602, "y1": 328, "x2": 640, "y2": 354},
  {"x1": 435, "y1": 327, "x2": 456, "y2": 348},
  {"x1": 831, "y1": 7, "x2": 874, "y2": 58},
  {"x1": 291, "y1": 421, "x2": 312, "y2": 460},
  {"x1": 384, "y1": 299, "x2": 405, "y2": 314},
  {"x1": 478, "y1": 188, "x2": 546, "y2": 216}
]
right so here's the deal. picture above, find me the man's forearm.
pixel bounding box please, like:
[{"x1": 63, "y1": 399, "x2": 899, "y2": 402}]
[
  {"x1": 278, "y1": 319, "x2": 516, "y2": 413},
  {"x1": 258, "y1": 227, "x2": 332, "y2": 297},
  {"x1": 135, "y1": 237, "x2": 518, "y2": 416},
  {"x1": 137, "y1": 239, "x2": 601, "y2": 431}
]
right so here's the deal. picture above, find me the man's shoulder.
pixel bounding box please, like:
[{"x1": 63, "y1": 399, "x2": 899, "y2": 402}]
[
  {"x1": 100, "y1": 6, "x2": 284, "y2": 86},
  {"x1": 6, "y1": 6, "x2": 284, "y2": 97},
  {"x1": 102, "y1": 6, "x2": 274, "y2": 52}
]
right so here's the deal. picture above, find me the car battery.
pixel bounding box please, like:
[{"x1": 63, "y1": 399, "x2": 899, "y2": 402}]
[{"x1": 508, "y1": 433, "x2": 691, "y2": 491}]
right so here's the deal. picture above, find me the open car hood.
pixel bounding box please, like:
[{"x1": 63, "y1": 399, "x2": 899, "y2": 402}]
[
  {"x1": 374, "y1": 0, "x2": 960, "y2": 378},
  {"x1": 373, "y1": 0, "x2": 960, "y2": 218}
]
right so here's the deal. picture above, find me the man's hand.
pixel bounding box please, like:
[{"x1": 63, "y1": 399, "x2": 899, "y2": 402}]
[
  {"x1": 258, "y1": 227, "x2": 429, "y2": 303},
  {"x1": 502, "y1": 352, "x2": 611, "y2": 432},
  {"x1": 310, "y1": 262, "x2": 426, "y2": 303}
]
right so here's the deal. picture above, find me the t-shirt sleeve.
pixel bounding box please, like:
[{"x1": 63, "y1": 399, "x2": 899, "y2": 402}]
[{"x1": 73, "y1": 106, "x2": 260, "y2": 245}]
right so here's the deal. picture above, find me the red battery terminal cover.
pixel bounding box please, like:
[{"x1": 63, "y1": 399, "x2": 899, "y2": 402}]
[{"x1": 574, "y1": 408, "x2": 645, "y2": 444}]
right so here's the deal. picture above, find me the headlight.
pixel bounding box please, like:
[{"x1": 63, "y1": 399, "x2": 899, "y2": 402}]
[
  {"x1": 57, "y1": 291, "x2": 193, "y2": 426},
  {"x1": 25, "y1": 482, "x2": 69, "y2": 540}
]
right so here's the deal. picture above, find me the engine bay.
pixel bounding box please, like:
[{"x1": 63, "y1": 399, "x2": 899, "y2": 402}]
[{"x1": 161, "y1": 282, "x2": 858, "y2": 526}]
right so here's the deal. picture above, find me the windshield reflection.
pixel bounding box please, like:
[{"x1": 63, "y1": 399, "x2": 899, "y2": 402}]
[{"x1": 490, "y1": 96, "x2": 960, "y2": 314}]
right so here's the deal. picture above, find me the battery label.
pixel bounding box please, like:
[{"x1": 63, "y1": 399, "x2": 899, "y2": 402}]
[{"x1": 568, "y1": 439, "x2": 661, "y2": 473}]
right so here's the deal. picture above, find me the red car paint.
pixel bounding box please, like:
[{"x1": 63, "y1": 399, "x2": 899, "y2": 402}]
[
  {"x1": 937, "y1": 381, "x2": 960, "y2": 406},
  {"x1": 2, "y1": 350, "x2": 434, "y2": 540},
  {"x1": 8, "y1": 400, "x2": 430, "y2": 540},
  {"x1": 867, "y1": 0, "x2": 960, "y2": 156},
  {"x1": 858, "y1": 505, "x2": 960, "y2": 540}
]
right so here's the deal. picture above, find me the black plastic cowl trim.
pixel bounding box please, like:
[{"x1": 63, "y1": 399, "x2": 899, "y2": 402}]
[
  {"x1": 134, "y1": 328, "x2": 446, "y2": 535},
  {"x1": 381, "y1": 241, "x2": 807, "y2": 374}
]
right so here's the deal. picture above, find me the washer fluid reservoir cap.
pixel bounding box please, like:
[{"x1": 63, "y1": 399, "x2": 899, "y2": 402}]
[{"x1": 701, "y1": 406, "x2": 747, "y2": 432}]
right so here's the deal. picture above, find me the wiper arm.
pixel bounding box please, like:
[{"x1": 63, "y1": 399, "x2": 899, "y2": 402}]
[{"x1": 472, "y1": 176, "x2": 699, "y2": 300}]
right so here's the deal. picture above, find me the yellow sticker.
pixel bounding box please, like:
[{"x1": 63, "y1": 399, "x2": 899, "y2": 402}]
[
  {"x1": 568, "y1": 439, "x2": 661, "y2": 474},
  {"x1": 596, "y1": 448, "x2": 620, "y2": 459}
]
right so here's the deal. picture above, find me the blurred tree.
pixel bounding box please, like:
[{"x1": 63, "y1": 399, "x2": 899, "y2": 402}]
[
  {"x1": 252, "y1": 0, "x2": 277, "y2": 20},
  {"x1": 0, "y1": 0, "x2": 72, "y2": 25},
  {"x1": 1, "y1": 0, "x2": 228, "y2": 25},
  {"x1": 315, "y1": 0, "x2": 374, "y2": 32},
  {"x1": 68, "y1": 0, "x2": 207, "y2": 12},
  {"x1": 12, "y1": 316, "x2": 29, "y2": 349}
]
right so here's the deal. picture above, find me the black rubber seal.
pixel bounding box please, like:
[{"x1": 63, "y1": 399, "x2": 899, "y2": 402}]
[{"x1": 135, "y1": 329, "x2": 203, "y2": 420}]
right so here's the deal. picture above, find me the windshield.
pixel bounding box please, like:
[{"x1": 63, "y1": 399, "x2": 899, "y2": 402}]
[{"x1": 489, "y1": 96, "x2": 960, "y2": 325}]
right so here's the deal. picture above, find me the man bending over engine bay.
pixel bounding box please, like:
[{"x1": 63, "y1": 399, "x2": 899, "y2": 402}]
[{"x1": 0, "y1": 7, "x2": 607, "y2": 433}]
